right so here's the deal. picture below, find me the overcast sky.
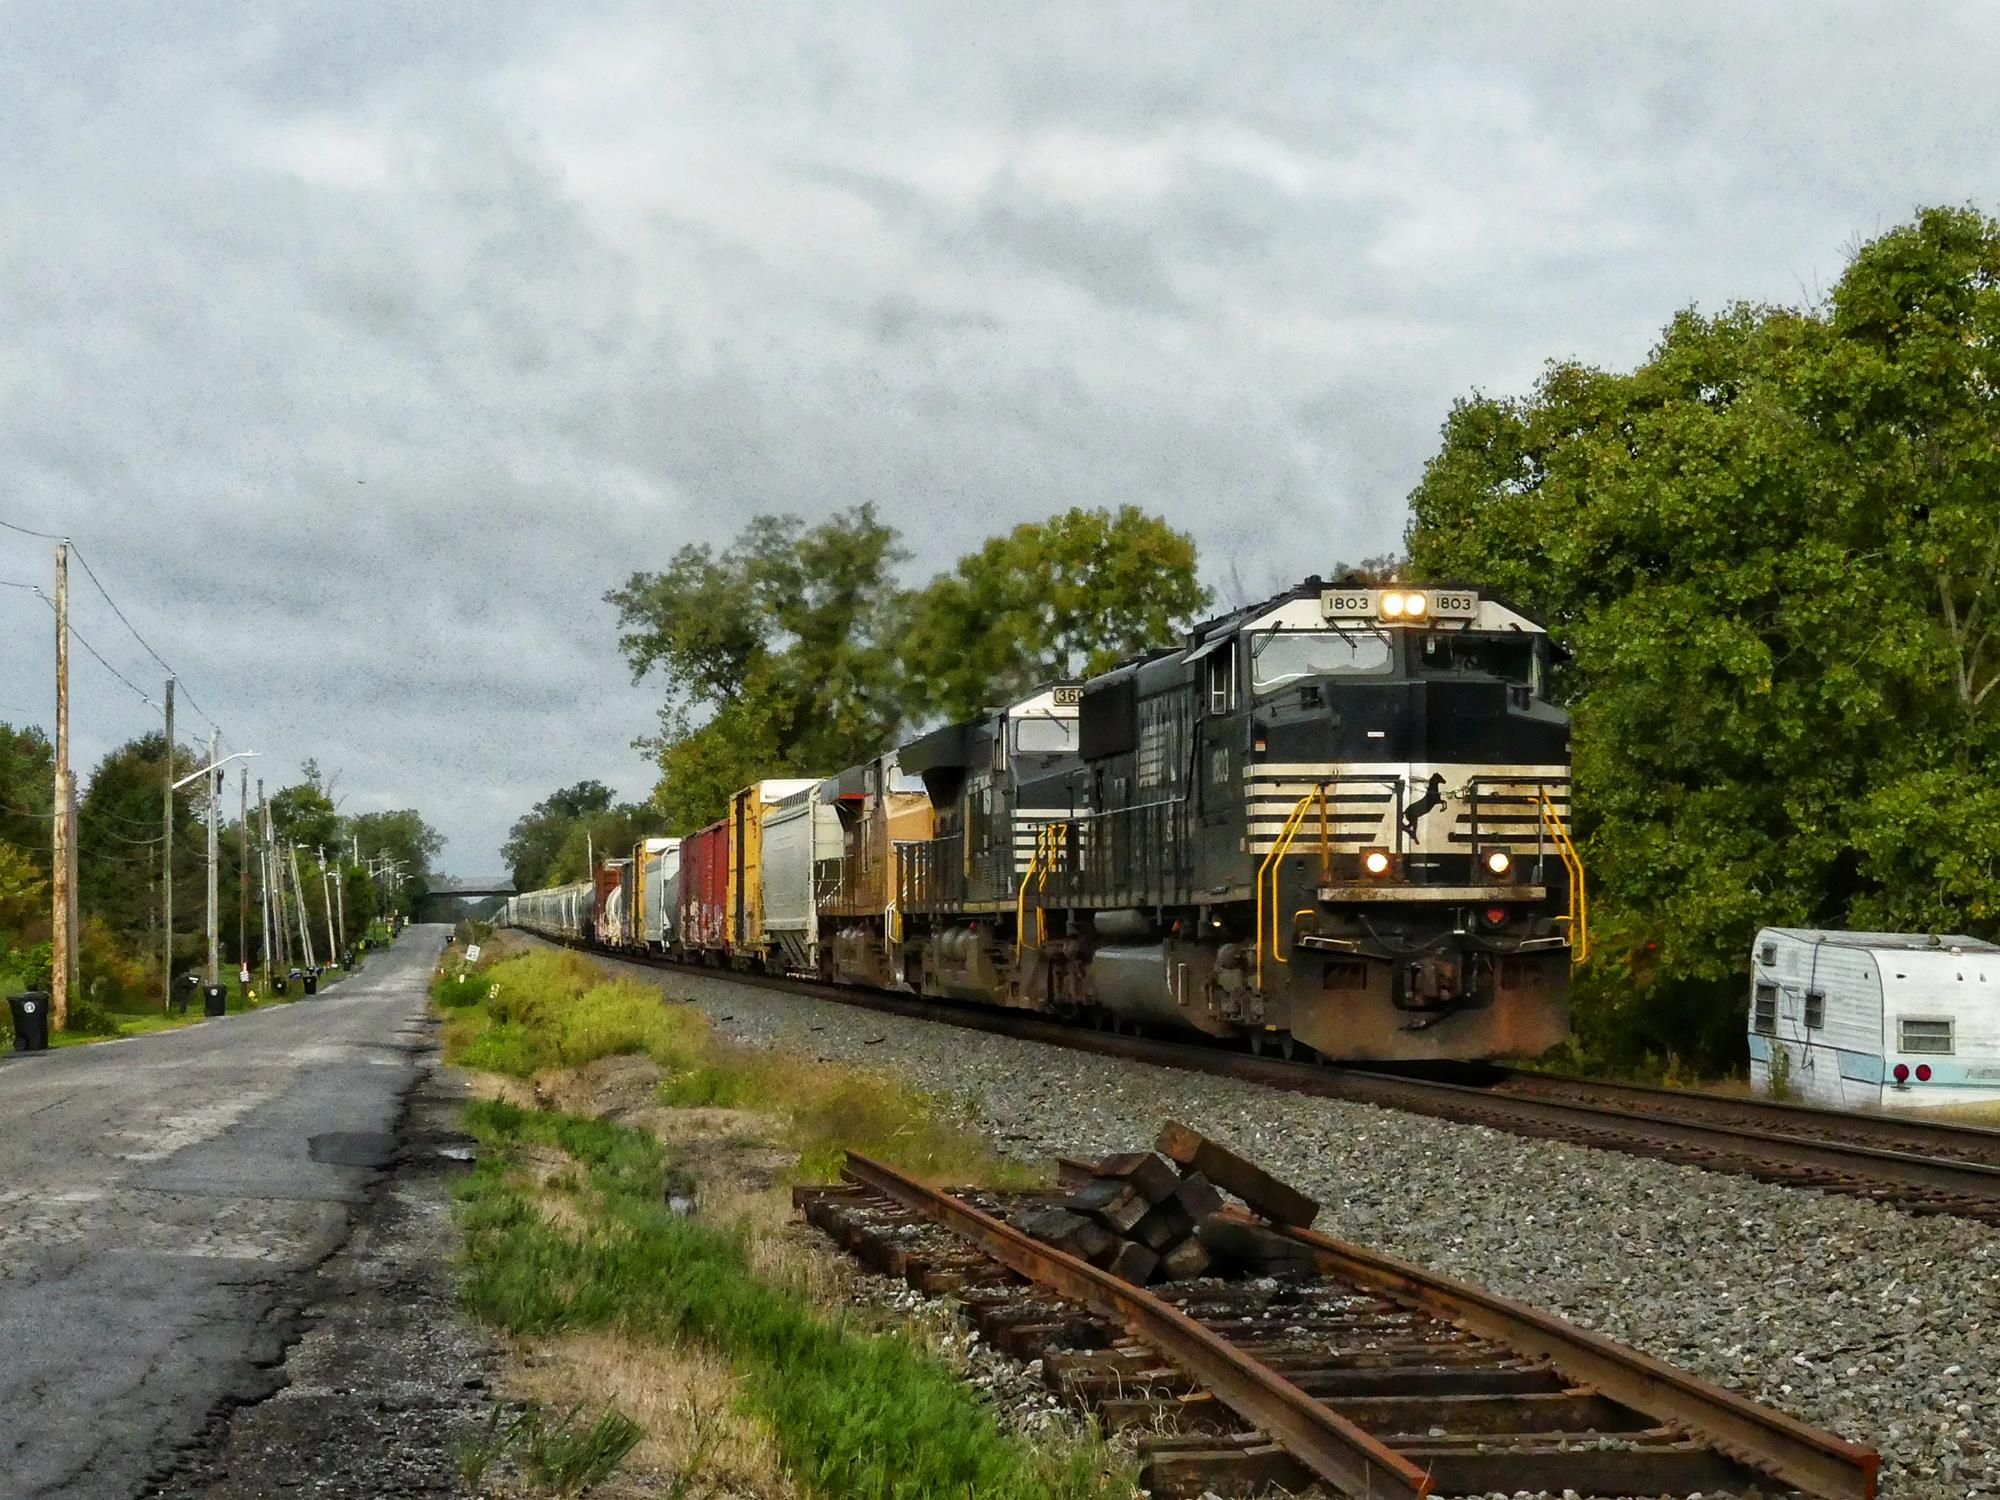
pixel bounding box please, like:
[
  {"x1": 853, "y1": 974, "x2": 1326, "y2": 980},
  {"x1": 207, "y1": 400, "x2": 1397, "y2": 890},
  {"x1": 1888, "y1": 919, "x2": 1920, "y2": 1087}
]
[{"x1": 2, "y1": 2, "x2": 1995, "y2": 875}]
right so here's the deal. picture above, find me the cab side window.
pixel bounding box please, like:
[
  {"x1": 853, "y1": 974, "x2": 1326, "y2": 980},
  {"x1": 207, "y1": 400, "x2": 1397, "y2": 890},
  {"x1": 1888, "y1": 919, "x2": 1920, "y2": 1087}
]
[{"x1": 1207, "y1": 642, "x2": 1237, "y2": 715}]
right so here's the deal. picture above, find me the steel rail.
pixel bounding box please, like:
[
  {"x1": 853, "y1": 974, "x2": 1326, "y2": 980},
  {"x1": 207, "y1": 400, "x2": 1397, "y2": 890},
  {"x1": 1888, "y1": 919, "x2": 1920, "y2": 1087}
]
[
  {"x1": 542, "y1": 935, "x2": 2000, "y2": 1217},
  {"x1": 1257, "y1": 1212, "x2": 1880, "y2": 1500},
  {"x1": 1488, "y1": 1067, "x2": 2000, "y2": 1164},
  {"x1": 839, "y1": 1152, "x2": 1435, "y2": 1500}
]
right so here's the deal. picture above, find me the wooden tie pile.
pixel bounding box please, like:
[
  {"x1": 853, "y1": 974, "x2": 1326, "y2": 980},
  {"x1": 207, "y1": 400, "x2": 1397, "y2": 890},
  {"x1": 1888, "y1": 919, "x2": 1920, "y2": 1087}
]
[{"x1": 1015, "y1": 1120, "x2": 1323, "y2": 1285}]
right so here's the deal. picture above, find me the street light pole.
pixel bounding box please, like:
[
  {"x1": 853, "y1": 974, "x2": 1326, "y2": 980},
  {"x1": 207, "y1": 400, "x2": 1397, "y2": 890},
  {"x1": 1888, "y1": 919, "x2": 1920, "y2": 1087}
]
[{"x1": 165, "y1": 745, "x2": 260, "y2": 990}]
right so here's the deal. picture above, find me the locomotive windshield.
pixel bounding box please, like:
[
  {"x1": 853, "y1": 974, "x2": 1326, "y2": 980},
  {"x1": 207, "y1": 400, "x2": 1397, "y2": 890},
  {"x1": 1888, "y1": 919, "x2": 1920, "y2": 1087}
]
[
  {"x1": 1251, "y1": 630, "x2": 1393, "y2": 695},
  {"x1": 1417, "y1": 632, "x2": 1539, "y2": 689},
  {"x1": 1013, "y1": 715, "x2": 1079, "y2": 754}
]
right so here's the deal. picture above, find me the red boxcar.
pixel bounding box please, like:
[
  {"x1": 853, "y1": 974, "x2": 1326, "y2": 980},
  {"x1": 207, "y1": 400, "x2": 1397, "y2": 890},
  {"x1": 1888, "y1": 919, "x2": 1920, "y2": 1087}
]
[
  {"x1": 592, "y1": 864, "x2": 624, "y2": 944},
  {"x1": 679, "y1": 817, "x2": 731, "y2": 953}
]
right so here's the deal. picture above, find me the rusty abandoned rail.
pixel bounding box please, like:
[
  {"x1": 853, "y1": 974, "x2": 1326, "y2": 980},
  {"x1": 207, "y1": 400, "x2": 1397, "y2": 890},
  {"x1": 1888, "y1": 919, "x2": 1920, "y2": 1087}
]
[
  {"x1": 840, "y1": 1152, "x2": 1433, "y2": 1500},
  {"x1": 817, "y1": 1158, "x2": 1880, "y2": 1498},
  {"x1": 1261, "y1": 1215, "x2": 1880, "y2": 1500},
  {"x1": 549, "y1": 936, "x2": 2000, "y2": 1220}
]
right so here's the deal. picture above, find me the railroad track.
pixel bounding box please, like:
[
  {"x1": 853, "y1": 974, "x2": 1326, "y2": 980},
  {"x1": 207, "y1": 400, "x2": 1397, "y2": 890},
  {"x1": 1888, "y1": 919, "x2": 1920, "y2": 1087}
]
[
  {"x1": 558, "y1": 939, "x2": 2000, "y2": 1223},
  {"x1": 803, "y1": 1153, "x2": 1878, "y2": 1498}
]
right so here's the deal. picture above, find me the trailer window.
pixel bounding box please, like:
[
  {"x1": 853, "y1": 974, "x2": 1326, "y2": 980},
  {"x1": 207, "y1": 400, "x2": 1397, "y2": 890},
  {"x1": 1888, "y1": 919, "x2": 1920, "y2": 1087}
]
[
  {"x1": 1899, "y1": 1017, "x2": 1954, "y2": 1055},
  {"x1": 1803, "y1": 991, "x2": 1825, "y2": 1029},
  {"x1": 1752, "y1": 983, "x2": 1777, "y2": 1036},
  {"x1": 1251, "y1": 631, "x2": 1392, "y2": 695}
]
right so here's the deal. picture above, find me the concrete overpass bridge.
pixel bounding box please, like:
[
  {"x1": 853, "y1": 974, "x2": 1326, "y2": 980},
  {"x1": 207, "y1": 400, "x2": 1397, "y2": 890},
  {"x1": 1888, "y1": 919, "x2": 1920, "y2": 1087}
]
[{"x1": 418, "y1": 875, "x2": 515, "y2": 922}]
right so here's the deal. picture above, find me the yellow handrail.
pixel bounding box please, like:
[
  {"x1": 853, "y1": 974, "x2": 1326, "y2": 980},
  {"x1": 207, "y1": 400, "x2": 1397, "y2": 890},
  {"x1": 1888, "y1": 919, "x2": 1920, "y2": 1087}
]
[
  {"x1": 886, "y1": 842, "x2": 902, "y2": 949},
  {"x1": 1035, "y1": 822, "x2": 1066, "y2": 948},
  {"x1": 1537, "y1": 788, "x2": 1588, "y2": 966},
  {"x1": 1015, "y1": 822, "x2": 1057, "y2": 963},
  {"x1": 1255, "y1": 792, "x2": 1318, "y2": 989}
]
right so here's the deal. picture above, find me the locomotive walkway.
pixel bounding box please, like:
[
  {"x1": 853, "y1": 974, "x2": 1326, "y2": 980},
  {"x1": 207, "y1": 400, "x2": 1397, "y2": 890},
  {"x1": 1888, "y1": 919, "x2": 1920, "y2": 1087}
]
[{"x1": 0, "y1": 931, "x2": 443, "y2": 1498}]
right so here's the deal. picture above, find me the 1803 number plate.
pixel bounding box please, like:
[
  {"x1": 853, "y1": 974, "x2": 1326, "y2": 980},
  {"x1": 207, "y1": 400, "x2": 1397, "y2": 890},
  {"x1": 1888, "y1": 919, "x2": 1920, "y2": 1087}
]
[{"x1": 1428, "y1": 590, "x2": 1478, "y2": 618}]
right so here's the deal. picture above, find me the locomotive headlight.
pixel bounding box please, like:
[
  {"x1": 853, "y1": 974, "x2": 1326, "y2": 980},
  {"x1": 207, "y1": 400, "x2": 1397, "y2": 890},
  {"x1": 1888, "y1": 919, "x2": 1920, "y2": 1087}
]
[
  {"x1": 1484, "y1": 849, "x2": 1512, "y2": 876},
  {"x1": 1403, "y1": 592, "x2": 1427, "y2": 618},
  {"x1": 1363, "y1": 849, "x2": 1392, "y2": 876},
  {"x1": 1379, "y1": 592, "x2": 1407, "y2": 618}
]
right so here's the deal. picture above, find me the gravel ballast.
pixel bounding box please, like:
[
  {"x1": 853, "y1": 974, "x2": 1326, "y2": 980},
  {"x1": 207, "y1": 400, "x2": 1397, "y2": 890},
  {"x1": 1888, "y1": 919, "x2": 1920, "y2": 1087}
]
[{"x1": 582, "y1": 951, "x2": 1997, "y2": 1499}]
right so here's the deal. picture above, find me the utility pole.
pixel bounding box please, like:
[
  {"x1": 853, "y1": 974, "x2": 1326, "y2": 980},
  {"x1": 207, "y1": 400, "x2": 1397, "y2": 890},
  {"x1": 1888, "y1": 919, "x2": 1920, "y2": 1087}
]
[
  {"x1": 289, "y1": 843, "x2": 316, "y2": 968},
  {"x1": 332, "y1": 853, "x2": 346, "y2": 958},
  {"x1": 238, "y1": 768, "x2": 249, "y2": 980},
  {"x1": 162, "y1": 678, "x2": 175, "y2": 1011},
  {"x1": 51, "y1": 540, "x2": 71, "y2": 1031},
  {"x1": 205, "y1": 728, "x2": 220, "y2": 986},
  {"x1": 261, "y1": 785, "x2": 285, "y2": 972},
  {"x1": 255, "y1": 778, "x2": 271, "y2": 986},
  {"x1": 318, "y1": 847, "x2": 338, "y2": 966}
]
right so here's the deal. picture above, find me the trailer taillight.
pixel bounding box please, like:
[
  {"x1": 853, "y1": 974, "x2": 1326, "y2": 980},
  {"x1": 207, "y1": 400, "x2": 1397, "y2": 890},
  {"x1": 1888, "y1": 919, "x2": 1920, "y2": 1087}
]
[
  {"x1": 1916, "y1": 1064, "x2": 1933, "y2": 1082},
  {"x1": 1893, "y1": 1063, "x2": 1910, "y2": 1083}
]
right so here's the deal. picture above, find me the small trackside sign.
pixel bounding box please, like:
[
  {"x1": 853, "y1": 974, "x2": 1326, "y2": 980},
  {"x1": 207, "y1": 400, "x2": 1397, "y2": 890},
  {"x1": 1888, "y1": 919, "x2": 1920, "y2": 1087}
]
[{"x1": 465, "y1": 944, "x2": 482, "y2": 963}]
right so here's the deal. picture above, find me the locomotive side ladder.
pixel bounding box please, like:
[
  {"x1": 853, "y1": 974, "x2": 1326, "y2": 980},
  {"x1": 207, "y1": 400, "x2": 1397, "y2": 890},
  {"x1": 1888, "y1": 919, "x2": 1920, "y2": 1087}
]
[{"x1": 1538, "y1": 788, "x2": 1588, "y2": 965}]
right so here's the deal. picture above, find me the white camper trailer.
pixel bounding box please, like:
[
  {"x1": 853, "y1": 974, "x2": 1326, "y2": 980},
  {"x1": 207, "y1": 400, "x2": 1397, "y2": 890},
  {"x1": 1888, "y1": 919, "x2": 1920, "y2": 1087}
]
[{"x1": 1748, "y1": 928, "x2": 2000, "y2": 1109}]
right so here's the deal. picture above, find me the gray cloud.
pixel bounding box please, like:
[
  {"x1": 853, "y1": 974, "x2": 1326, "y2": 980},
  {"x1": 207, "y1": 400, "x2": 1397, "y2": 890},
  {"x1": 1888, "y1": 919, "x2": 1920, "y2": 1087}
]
[{"x1": 2, "y1": 1, "x2": 1996, "y2": 872}]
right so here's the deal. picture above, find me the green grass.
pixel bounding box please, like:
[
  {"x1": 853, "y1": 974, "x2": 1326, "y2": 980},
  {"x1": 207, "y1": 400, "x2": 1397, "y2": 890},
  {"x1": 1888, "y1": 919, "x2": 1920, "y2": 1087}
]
[
  {"x1": 439, "y1": 948, "x2": 1039, "y2": 1189},
  {"x1": 455, "y1": 1098, "x2": 1128, "y2": 1500}
]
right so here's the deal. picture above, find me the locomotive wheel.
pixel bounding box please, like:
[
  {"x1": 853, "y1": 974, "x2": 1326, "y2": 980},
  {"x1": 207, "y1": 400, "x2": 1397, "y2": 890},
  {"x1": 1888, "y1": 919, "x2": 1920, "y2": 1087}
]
[
  {"x1": 1249, "y1": 1033, "x2": 1266, "y2": 1057},
  {"x1": 1279, "y1": 1035, "x2": 1297, "y2": 1062}
]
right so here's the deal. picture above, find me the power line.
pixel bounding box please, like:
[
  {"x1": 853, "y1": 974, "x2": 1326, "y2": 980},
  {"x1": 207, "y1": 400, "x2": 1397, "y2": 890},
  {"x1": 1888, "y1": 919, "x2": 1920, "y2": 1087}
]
[
  {"x1": 0, "y1": 516, "x2": 64, "y2": 541},
  {"x1": 70, "y1": 544, "x2": 218, "y2": 730},
  {"x1": 30, "y1": 588, "x2": 161, "y2": 710}
]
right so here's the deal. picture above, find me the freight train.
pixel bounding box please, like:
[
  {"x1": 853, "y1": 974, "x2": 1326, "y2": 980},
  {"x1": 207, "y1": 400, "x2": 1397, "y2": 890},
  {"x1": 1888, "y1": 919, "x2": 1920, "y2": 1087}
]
[{"x1": 503, "y1": 579, "x2": 1582, "y2": 1062}]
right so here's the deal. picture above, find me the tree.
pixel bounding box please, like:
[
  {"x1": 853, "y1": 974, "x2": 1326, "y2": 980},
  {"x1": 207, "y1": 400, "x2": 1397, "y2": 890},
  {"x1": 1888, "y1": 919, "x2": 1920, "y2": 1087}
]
[
  {"x1": 1406, "y1": 205, "x2": 2000, "y2": 1072},
  {"x1": 608, "y1": 505, "x2": 908, "y2": 832},
  {"x1": 270, "y1": 762, "x2": 341, "y2": 852},
  {"x1": 346, "y1": 808, "x2": 445, "y2": 913},
  {"x1": 0, "y1": 722, "x2": 54, "y2": 871},
  {"x1": 542, "y1": 804, "x2": 670, "y2": 885},
  {"x1": 75, "y1": 733, "x2": 203, "y2": 965},
  {"x1": 901, "y1": 506, "x2": 1211, "y2": 723},
  {"x1": 500, "y1": 780, "x2": 615, "y2": 891}
]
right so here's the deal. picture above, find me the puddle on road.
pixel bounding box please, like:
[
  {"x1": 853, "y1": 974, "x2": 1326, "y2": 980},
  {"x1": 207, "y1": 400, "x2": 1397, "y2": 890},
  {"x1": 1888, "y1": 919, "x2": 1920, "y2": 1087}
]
[{"x1": 306, "y1": 1131, "x2": 399, "y2": 1168}]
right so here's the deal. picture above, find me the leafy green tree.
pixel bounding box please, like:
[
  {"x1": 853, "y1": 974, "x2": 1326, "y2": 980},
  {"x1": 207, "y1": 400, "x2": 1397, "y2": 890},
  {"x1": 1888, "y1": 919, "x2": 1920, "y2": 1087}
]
[
  {"x1": 500, "y1": 780, "x2": 615, "y2": 890},
  {"x1": 0, "y1": 841, "x2": 47, "y2": 936},
  {"x1": 901, "y1": 506, "x2": 1211, "y2": 723},
  {"x1": 346, "y1": 807, "x2": 445, "y2": 912},
  {"x1": 1407, "y1": 205, "x2": 2000, "y2": 1072},
  {"x1": 270, "y1": 761, "x2": 341, "y2": 852},
  {"x1": 75, "y1": 734, "x2": 203, "y2": 961},
  {"x1": 608, "y1": 505, "x2": 908, "y2": 832},
  {"x1": 542, "y1": 804, "x2": 671, "y2": 885},
  {"x1": 0, "y1": 722, "x2": 54, "y2": 871}
]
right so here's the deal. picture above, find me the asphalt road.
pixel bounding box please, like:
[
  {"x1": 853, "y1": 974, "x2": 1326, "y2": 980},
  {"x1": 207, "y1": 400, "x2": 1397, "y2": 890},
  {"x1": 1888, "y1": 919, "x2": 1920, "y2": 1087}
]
[{"x1": 0, "y1": 926, "x2": 446, "y2": 1500}]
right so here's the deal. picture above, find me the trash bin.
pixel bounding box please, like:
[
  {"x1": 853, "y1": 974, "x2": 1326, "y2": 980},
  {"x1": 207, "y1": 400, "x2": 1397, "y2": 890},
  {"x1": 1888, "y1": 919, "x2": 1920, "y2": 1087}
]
[
  {"x1": 302, "y1": 971, "x2": 318, "y2": 996},
  {"x1": 9, "y1": 991, "x2": 49, "y2": 1052},
  {"x1": 271, "y1": 976, "x2": 287, "y2": 995},
  {"x1": 177, "y1": 972, "x2": 201, "y2": 1016},
  {"x1": 203, "y1": 984, "x2": 227, "y2": 1018}
]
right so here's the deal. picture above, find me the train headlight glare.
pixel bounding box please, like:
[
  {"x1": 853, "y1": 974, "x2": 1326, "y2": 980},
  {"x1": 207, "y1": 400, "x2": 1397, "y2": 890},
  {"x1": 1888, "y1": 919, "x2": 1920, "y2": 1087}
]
[
  {"x1": 1363, "y1": 850, "x2": 1391, "y2": 876},
  {"x1": 1379, "y1": 592, "x2": 1406, "y2": 618},
  {"x1": 1484, "y1": 849, "x2": 1512, "y2": 876},
  {"x1": 1403, "y1": 592, "x2": 1427, "y2": 618}
]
